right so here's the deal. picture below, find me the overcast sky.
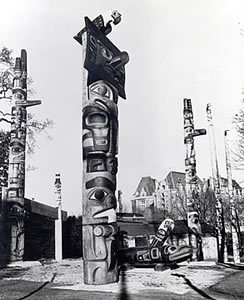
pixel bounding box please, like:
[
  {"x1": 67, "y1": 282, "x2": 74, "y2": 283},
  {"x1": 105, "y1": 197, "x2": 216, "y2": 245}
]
[{"x1": 0, "y1": 0, "x2": 243, "y2": 215}]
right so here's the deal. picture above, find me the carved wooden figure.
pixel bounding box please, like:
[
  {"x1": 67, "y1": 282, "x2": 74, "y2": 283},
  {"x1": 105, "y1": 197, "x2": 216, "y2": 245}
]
[
  {"x1": 74, "y1": 11, "x2": 129, "y2": 284},
  {"x1": 183, "y1": 99, "x2": 206, "y2": 260},
  {"x1": 119, "y1": 218, "x2": 193, "y2": 266},
  {"x1": 6, "y1": 50, "x2": 41, "y2": 262}
]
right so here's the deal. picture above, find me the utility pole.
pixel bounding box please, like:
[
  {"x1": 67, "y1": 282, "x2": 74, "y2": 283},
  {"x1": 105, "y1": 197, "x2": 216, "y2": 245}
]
[
  {"x1": 183, "y1": 98, "x2": 206, "y2": 260},
  {"x1": 224, "y1": 130, "x2": 240, "y2": 264},
  {"x1": 74, "y1": 11, "x2": 129, "y2": 284},
  {"x1": 6, "y1": 50, "x2": 41, "y2": 262},
  {"x1": 54, "y1": 173, "x2": 63, "y2": 261},
  {"x1": 206, "y1": 103, "x2": 227, "y2": 263}
]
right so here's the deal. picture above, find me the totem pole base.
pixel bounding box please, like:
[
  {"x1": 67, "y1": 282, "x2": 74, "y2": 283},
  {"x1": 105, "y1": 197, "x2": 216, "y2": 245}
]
[
  {"x1": 8, "y1": 221, "x2": 25, "y2": 262},
  {"x1": 83, "y1": 260, "x2": 118, "y2": 285}
]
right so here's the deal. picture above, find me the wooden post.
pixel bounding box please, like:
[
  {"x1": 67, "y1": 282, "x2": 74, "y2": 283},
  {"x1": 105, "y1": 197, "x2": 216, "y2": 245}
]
[
  {"x1": 183, "y1": 99, "x2": 206, "y2": 260},
  {"x1": 224, "y1": 130, "x2": 240, "y2": 264},
  {"x1": 54, "y1": 173, "x2": 63, "y2": 261},
  {"x1": 74, "y1": 11, "x2": 129, "y2": 284},
  {"x1": 206, "y1": 103, "x2": 227, "y2": 263},
  {"x1": 6, "y1": 50, "x2": 41, "y2": 262}
]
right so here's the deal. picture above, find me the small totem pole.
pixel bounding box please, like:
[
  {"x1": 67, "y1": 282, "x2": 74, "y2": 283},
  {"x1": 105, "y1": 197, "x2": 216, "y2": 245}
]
[
  {"x1": 74, "y1": 11, "x2": 129, "y2": 284},
  {"x1": 183, "y1": 99, "x2": 206, "y2": 260},
  {"x1": 117, "y1": 190, "x2": 123, "y2": 213},
  {"x1": 206, "y1": 103, "x2": 227, "y2": 263},
  {"x1": 54, "y1": 173, "x2": 63, "y2": 261},
  {"x1": 6, "y1": 50, "x2": 41, "y2": 261},
  {"x1": 224, "y1": 130, "x2": 240, "y2": 263}
]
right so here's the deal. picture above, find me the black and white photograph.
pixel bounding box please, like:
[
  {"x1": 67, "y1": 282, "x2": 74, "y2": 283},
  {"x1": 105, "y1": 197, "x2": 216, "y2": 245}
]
[{"x1": 0, "y1": 1, "x2": 244, "y2": 299}]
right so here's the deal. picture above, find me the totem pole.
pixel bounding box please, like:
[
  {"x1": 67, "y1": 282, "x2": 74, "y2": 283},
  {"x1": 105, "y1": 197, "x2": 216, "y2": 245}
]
[
  {"x1": 206, "y1": 103, "x2": 227, "y2": 263},
  {"x1": 6, "y1": 50, "x2": 41, "y2": 261},
  {"x1": 54, "y1": 173, "x2": 63, "y2": 261},
  {"x1": 224, "y1": 130, "x2": 240, "y2": 263},
  {"x1": 74, "y1": 11, "x2": 129, "y2": 284},
  {"x1": 117, "y1": 190, "x2": 123, "y2": 213},
  {"x1": 183, "y1": 99, "x2": 206, "y2": 260}
]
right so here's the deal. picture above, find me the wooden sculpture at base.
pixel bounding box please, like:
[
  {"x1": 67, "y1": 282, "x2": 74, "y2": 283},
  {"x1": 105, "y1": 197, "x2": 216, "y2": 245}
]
[
  {"x1": 119, "y1": 218, "x2": 193, "y2": 266},
  {"x1": 74, "y1": 11, "x2": 129, "y2": 284}
]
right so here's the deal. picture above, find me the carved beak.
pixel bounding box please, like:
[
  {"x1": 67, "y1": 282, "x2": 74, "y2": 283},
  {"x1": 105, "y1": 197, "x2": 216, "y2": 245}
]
[{"x1": 93, "y1": 208, "x2": 116, "y2": 223}]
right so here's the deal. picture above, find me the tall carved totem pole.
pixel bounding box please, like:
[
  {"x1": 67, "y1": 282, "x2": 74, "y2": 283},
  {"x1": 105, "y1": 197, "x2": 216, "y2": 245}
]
[
  {"x1": 74, "y1": 11, "x2": 129, "y2": 284},
  {"x1": 183, "y1": 99, "x2": 206, "y2": 260},
  {"x1": 206, "y1": 103, "x2": 226, "y2": 262},
  {"x1": 6, "y1": 50, "x2": 41, "y2": 261}
]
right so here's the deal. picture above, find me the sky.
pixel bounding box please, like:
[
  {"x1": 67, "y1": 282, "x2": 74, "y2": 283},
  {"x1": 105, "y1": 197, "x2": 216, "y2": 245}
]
[{"x1": 0, "y1": 0, "x2": 243, "y2": 215}]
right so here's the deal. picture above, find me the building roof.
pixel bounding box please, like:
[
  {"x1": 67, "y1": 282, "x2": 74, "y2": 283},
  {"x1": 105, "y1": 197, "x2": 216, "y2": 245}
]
[
  {"x1": 24, "y1": 198, "x2": 67, "y2": 221},
  {"x1": 133, "y1": 176, "x2": 156, "y2": 197},
  {"x1": 117, "y1": 212, "x2": 146, "y2": 222},
  {"x1": 165, "y1": 171, "x2": 203, "y2": 189},
  {"x1": 118, "y1": 221, "x2": 155, "y2": 236},
  {"x1": 220, "y1": 177, "x2": 242, "y2": 190}
]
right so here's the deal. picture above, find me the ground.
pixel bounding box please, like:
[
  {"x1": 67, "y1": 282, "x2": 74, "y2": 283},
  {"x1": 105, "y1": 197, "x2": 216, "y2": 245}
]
[{"x1": 0, "y1": 259, "x2": 244, "y2": 299}]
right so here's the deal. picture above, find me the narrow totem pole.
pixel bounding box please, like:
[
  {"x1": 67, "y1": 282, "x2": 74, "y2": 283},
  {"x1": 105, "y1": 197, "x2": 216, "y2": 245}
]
[
  {"x1": 206, "y1": 103, "x2": 227, "y2": 263},
  {"x1": 54, "y1": 173, "x2": 63, "y2": 261},
  {"x1": 183, "y1": 99, "x2": 206, "y2": 260},
  {"x1": 224, "y1": 130, "x2": 240, "y2": 263},
  {"x1": 6, "y1": 50, "x2": 41, "y2": 261},
  {"x1": 74, "y1": 11, "x2": 129, "y2": 284}
]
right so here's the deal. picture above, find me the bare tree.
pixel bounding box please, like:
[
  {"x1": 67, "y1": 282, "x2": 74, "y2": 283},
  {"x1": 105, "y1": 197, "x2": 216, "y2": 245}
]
[
  {"x1": 233, "y1": 96, "x2": 244, "y2": 169},
  {"x1": 0, "y1": 47, "x2": 54, "y2": 185}
]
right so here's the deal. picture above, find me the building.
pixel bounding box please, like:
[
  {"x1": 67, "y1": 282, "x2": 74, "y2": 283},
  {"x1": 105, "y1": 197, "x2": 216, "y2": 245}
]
[
  {"x1": 131, "y1": 172, "x2": 204, "y2": 222},
  {"x1": 0, "y1": 193, "x2": 67, "y2": 266},
  {"x1": 117, "y1": 213, "x2": 155, "y2": 248},
  {"x1": 131, "y1": 176, "x2": 166, "y2": 222}
]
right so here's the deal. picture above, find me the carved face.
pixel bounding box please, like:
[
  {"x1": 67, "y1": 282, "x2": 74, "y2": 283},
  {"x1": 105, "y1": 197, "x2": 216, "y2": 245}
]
[
  {"x1": 85, "y1": 182, "x2": 117, "y2": 224},
  {"x1": 83, "y1": 107, "x2": 110, "y2": 154},
  {"x1": 188, "y1": 212, "x2": 201, "y2": 234},
  {"x1": 111, "y1": 10, "x2": 121, "y2": 25},
  {"x1": 161, "y1": 245, "x2": 193, "y2": 263},
  {"x1": 6, "y1": 200, "x2": 25, "y2": 220},
  {"x1": 158, "y1": 218, "x2": 174, "y2": 232},
  {"x1": 83, "y1": 82, "x2": 118, "y2": 159}
]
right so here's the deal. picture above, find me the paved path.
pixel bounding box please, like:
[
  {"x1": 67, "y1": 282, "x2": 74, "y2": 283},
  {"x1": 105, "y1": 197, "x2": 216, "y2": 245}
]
[{"x1": 0, "y1": 259, "x2": 244, "y2": 299}]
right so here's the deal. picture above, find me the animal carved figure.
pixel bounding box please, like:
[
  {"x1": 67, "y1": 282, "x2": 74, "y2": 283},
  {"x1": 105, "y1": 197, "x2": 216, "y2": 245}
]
[{"x1": 119, "y1": 218, "x2": 193, "y2": 267}]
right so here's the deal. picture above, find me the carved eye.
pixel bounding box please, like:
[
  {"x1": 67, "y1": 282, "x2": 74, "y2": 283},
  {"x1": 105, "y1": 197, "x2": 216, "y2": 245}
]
[
  {"x1": 101, "y1": 47, "x2": 112, "y2": 60},
  {"x1": 89, "y1": 189, "x2": 108, "y2": 201},
  {"x1": 167, "y1": 246, "x2": 177, "y2": 254},
  {"x1": 90, "y1": 35, "x2": 97, "y2": 47}
]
